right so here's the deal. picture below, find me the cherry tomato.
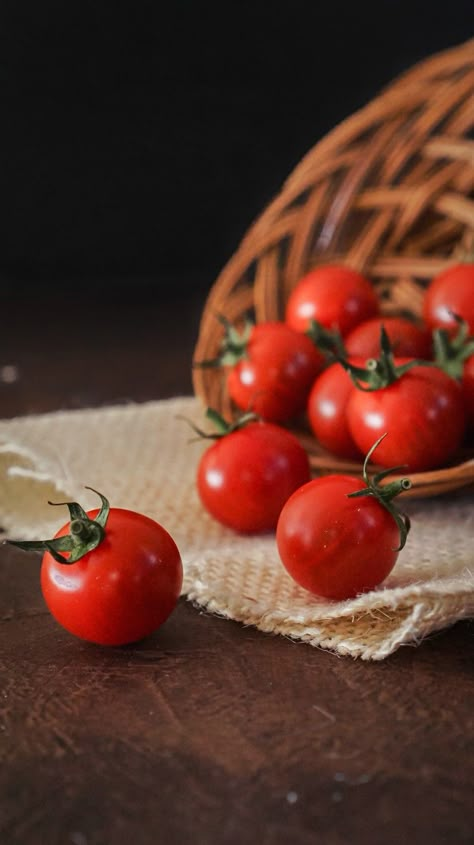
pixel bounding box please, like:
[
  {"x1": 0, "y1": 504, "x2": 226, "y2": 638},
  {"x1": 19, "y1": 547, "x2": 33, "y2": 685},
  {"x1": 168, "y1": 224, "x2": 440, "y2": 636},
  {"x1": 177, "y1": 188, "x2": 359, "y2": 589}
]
[
  {"x1": 423, "y1": 262, "x2": 474, "y2": 335},
  {"x1": 345, "y1": 316, "x2": 432, "y2": 360},
  {"x1": 462, "y1": 353, "x2": 474, "y2": 434},
  {"x1": 431, "y1": 319, "x2": 474, "y2": 438},
  {"x1": 276, "y1": 458, "x2": 410, "y2": 601},
  {"x1": 43, "y1": 507, "x2": 182, "y2": 646},
  {"x1": 307, "y1": 359, "x2": 364, "y2": 460},
  {"x1": 226, "y1": 321, "x2": 325, "y2": 422},
  {"x1": 197, "y1": 420, "x2": 310, "y2": 533},
  {"x1": 347, "y1": 364, "x2": 465, "y2": 471},
  {"x1": 11, "y1": 491, "x2": 183, "y2": 646},
  {"x1": 285, "y1": 264, "x2": 379, "y2": 336}
]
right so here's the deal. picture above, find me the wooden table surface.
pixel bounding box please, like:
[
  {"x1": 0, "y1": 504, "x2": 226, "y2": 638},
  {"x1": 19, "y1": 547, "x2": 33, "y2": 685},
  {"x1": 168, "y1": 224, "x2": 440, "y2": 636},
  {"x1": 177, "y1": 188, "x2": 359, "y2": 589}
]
[{"x1": 1, "y1": 289, "x2": 473, "y2": 845}]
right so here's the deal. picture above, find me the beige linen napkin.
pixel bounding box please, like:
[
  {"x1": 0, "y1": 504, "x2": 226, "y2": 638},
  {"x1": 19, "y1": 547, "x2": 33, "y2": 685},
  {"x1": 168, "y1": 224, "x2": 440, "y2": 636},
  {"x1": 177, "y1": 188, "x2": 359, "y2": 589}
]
[{"x1": 0, "y1": 396, "x2": 473, "y2": 660}]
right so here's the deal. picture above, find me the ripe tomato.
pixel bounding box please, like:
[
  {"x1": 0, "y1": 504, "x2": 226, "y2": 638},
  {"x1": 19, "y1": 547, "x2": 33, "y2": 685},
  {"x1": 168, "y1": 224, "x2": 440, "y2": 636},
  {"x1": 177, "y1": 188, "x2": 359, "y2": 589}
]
[
  {"x1": 11, "y1": 491, "x2": 183, "y2": 646},
  {"x1": 276, "y1": 440, "x2": 411, "y2": 600},
  {"x1": 285, "y1": 264, "x2": 379, "y2": 336},
  {"x1": 307, "y1": 359, "x2": 364, "y2": 460},
  {"x1": 225, "y1": 321, "x2": 325, "y2": 422},
  {"x1": 197, "y1": 418, "x2": 310, "y2": 533},
  {"x1": 463, "y1": 353, "x2": 474, "y2": 434},
  {"x1": 423, "y1": 262, "x2": 474, "y2": 335},
  {"x1": 432, "y1": 320, "x2": 474, "y2": 436},
  {"x1": 344, "y1": 316, "x2": 432, "y2": 360},
  {"x1": 347, "y1": 364, "x2": 465, "y2": 471}
]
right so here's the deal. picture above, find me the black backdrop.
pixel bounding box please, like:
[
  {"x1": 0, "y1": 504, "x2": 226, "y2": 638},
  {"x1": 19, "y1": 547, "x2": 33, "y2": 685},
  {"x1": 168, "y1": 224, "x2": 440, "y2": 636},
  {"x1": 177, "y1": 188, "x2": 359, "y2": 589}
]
[{"x1": 1, "y1": 1, "x2": 472, "y2": 298}]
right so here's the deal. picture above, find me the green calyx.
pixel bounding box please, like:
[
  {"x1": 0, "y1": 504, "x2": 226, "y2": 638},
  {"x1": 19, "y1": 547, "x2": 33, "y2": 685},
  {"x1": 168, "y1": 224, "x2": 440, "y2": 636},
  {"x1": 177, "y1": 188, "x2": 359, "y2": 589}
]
[
  {"x1": 193, "y1": 314, "x2": 253, "y2": 369},
  {"x1": 179, "y1": 406, "x2": 261, "y2": 440},
  {"x1": 193, "y1": 314, "x2": 347, "y2": 370},
  {"x1": 7, "y1": 487, "x2": 110, "y2": 565},
  {"x1": 305, "y1": 319, "x2": 346, "y2": 358},
  {"x1": 432, "y1": 315, "x2": 474, "y2": 380},
  {"x1": 338, "y1": 326, "x2": 432, "y2": 391},
  {"x1": 347, "y1": 435, "x2": 412, "y2": 551}
]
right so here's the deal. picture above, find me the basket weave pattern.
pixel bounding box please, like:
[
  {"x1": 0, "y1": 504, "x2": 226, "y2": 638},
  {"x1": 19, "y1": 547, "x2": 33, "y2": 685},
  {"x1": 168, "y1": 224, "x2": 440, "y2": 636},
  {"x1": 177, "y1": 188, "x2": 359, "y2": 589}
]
[{"x1": 193, "y1": 40, "x2": 474, "y2": 497}]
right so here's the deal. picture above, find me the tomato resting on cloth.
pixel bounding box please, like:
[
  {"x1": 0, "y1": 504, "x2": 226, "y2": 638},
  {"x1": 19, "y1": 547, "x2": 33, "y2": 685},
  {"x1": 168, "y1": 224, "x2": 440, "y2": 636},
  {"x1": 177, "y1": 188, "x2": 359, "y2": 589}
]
[
  {"x1": 8, "y1": 489, "x2": 183, "y2": 646},
  {"x1": 276, "y1": 436, "x2": 411, "y2": 601}
]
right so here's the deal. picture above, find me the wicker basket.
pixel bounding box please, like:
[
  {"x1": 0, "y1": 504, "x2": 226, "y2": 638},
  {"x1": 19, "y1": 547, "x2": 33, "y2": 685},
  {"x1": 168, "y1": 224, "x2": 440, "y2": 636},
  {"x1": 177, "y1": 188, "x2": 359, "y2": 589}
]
[{"x1": 193, "y1": 39, "x2": 474, "y2": 498}]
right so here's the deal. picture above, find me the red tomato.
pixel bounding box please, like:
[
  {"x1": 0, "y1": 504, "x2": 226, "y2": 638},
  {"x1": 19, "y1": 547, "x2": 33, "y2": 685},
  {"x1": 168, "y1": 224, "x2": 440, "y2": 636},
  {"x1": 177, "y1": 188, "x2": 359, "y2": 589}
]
[
  {"x1": 197, "y1": 421, "x2": 310, "y2": 533},
  {"x1": 423, "y1": 263, "x2": 474, "y2": 335},
  {"x1": 347, "y1": 365, "x2": 466, "y2": 471},
  {"x1": 431, "y1": 319, "x2": 474, "y2": 437},
  {"x1": 40, "y1": 507, "x2": 183, "y2": 646},
  {"x1": 307, "y1": 359, "x2": 364, "y2": 460},
  {"x1": 285, "y1": 264, "x2": 379, "y2": 336},
  {"x1": 277, "y1": 474, "x2": 404, "y2": 600},
  {"x1": 345, "y1": 316, "x2": 432, "y2": 360},
  {"x1": 227, "y1": 322, "x2": 325, "y2": 422},
  {"x1": 463, "y1": 353, "x2": 474, "y2": 434}
]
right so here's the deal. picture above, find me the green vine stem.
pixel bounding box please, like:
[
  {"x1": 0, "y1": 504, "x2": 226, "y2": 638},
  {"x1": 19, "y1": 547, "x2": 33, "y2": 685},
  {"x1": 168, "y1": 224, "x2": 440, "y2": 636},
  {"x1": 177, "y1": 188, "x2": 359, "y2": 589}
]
[
  {"x1": 432, "y1": 315, "x2": 474, "y2": 380},
  {"x1": 347, "y1": 435, "x2": 412, "y2": 551},
  {"x1": 305, "y1": 319, "x2": 347, "y2": 358},
  {"x1": 193, "y1": 314, "x2": 253, "y2": 368},
  {"x1": 193, "y1": 313, "x2": 346, "y2": 370},
  {"x1": 6, "y1": 488, "x2": 110, "y2": 565},
  {"x1": 337, "y1": 326, "x2": 434, "y2": 391},
  {"x1": 178, "y1": 406, "x2": 261, "y2": 441}
]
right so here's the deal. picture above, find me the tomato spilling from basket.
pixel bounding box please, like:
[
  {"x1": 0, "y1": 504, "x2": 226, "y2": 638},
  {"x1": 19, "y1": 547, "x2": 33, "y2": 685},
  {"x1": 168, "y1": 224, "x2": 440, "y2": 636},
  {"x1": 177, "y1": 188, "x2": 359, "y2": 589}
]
[
  {"x1": 190, "y1": 260, "x2": 474, "y2": 598},
  {"x1": 194, "y1": 260, "x2": 474, "y2": 500}
]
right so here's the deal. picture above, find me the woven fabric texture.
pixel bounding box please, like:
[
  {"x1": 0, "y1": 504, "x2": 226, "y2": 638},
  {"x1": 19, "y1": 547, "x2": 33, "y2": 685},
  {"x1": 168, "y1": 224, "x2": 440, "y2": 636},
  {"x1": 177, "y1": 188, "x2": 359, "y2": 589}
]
[{"x1": 1, "y1": 396, "x2": 473, "y2": 660}]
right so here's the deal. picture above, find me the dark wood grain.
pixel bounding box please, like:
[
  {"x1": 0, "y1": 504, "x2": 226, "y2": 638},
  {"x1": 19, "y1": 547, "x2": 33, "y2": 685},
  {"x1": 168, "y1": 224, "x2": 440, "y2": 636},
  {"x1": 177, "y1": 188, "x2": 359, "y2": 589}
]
[{"x1": 1, "y1": 290, "x2": 473, "y2": 845}]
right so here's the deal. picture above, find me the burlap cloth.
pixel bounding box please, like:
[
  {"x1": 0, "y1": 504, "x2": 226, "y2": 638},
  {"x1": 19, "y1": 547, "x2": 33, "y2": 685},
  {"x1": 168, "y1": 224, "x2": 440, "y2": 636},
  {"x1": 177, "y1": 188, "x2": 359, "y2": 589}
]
[{"x1": 1, "y1": 396, "x2": 473, "y2": 660}]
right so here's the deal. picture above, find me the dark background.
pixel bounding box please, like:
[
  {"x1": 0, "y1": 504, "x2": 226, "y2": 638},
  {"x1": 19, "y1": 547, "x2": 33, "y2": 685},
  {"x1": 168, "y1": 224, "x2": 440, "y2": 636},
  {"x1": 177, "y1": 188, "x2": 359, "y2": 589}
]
[{"x1": 1, "y1": 1, "x2": 473, "y2": 299}]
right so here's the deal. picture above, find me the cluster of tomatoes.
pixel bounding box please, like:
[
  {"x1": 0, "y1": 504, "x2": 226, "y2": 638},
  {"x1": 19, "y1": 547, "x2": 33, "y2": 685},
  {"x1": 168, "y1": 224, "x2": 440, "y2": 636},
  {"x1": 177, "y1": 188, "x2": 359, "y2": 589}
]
[
  {"x1": 200, "y1": 263, "x2": 474, "y2": 474},
  {"x1": 10, "y1": 262, "x2": 473, "y2": 646},
  {"x1": 304, "y1": 264, "x2": 474, "y2": 471},
  {"x1": 195, "y1": 261, "x2": 474, "y2": 600}
]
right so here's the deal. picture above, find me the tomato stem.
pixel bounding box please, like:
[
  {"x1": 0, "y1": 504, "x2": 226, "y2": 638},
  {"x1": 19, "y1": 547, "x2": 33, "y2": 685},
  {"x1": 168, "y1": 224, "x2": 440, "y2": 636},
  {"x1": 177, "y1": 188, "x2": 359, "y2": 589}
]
[
  {"x1": 193, "y1": 314, "x2": 253, "y2": 368},
  {"x1": 194, "y1": 314, "x2": 346, "y2": 369},
  {"x1": 432, "y1": 315, "x2": 474, "y2": 380},
  {"x1": 337, "y1": 326, "x2": 433, "y2": 391},
  {"x1": 305, "y1": 319, "x2": 346, "y2": 358},
  {"x1": 178, "y1": 407, "x2": 261, "y2": 440},
  {"x1": 347, "y1": 434, "x2": 412, "y2": 551},
  {"x1": 6, "y1": 488, "x2": 109, "y2": 565}
]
